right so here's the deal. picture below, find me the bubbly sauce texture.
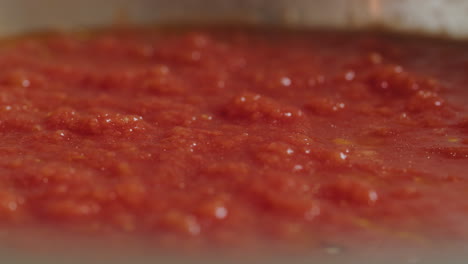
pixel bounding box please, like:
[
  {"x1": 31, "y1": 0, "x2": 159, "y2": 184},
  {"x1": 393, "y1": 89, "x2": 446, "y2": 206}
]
[{"x1": 0, "y1": 27, "x2": 467, "y2": 251}]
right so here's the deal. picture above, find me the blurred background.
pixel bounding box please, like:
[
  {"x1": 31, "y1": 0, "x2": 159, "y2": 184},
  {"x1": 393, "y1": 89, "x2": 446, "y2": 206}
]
[{"x1": 0, "y1": 0, "x2": 467, "y2": 38}]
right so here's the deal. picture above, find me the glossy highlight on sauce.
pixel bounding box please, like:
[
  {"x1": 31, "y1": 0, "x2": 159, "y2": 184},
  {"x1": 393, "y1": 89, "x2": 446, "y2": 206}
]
[{"x1": 0, "y1": 27, "x2": 467, "y2": 251}]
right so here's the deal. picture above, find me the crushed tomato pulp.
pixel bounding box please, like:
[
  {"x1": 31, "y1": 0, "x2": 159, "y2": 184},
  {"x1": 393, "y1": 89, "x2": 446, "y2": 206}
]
[{"x1": 0, "y1": 27, "x2": 467, "y2": 250}]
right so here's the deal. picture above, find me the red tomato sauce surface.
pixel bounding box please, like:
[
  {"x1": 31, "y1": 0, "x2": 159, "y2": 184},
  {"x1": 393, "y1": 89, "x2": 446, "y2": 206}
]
[{"x1": 0, "y1": 27, "x2": 467, "y2": 251}]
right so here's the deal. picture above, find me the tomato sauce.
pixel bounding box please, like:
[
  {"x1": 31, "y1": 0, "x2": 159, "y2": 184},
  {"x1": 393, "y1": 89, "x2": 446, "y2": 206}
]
[{"x1": 0, "y1": 27, "x2": 467, "y2": 250}]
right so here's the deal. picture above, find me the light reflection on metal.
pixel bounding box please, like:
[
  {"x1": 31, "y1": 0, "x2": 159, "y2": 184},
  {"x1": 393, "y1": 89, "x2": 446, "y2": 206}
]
[{"x1": 369, "y1": 0, "x2": 382, "y2": 19}]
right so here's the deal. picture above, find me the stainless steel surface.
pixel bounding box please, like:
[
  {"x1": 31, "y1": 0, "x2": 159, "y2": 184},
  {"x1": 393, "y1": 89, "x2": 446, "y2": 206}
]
[{"x1": 0, "y1": 0, "x2": 467, "y2": 38}]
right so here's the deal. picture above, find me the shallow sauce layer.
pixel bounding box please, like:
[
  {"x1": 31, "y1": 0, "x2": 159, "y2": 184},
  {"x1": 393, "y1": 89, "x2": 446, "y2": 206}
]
[{"x1": 0, "y1": 27, "x2": 467, "y2": 250}]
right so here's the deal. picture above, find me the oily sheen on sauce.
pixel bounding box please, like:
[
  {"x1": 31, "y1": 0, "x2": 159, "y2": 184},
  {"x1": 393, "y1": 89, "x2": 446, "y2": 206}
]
[{"x1": 0, "y1": 27, "x2": 467, "y2": 250}]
